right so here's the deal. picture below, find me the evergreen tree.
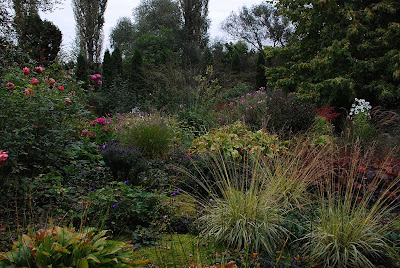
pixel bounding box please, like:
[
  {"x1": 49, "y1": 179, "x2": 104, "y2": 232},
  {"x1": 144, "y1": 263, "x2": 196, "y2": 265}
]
[
  {"x1": 129, "y1": 49, "x2": 146, "y2": 106},
  {"x1": 267, "y1": 0, "x2": 400, "y2": 108},
  {"x1": 102, "y1": 49, "x2": 113, "y2": 86},
  {"x1": 201, "y1": 46, "x2": 213, "y2": 74},
  {"x1": 111, "y1": 47, "x2": 123, "y2": 77},
  {"x1": 256, "y1": 51, "x2": 266, "y2": 89},
  {"x1": 75, "y1": 53, "x2": 89, "y2": 89}
]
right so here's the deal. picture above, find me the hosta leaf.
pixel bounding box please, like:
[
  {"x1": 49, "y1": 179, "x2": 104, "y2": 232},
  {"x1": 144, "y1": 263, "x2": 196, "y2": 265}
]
[{"x1": 77, "y1": 258, "x2": 89, "y2": 268}]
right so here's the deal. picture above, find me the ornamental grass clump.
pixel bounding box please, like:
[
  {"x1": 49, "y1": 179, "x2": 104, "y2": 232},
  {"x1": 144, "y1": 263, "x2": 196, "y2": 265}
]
[
  {"x1": 303, "y1": 144, "x2": 400, "y2": 268},
  {"x1": 193, "y1": 139, "x2": 330, "y2": 256},
  {"x1": 196, "y1": 155, "x2": 289, "y2": 255},
  {"x1": 116, "y1": 112, "x2": 173, "y2": 159}
]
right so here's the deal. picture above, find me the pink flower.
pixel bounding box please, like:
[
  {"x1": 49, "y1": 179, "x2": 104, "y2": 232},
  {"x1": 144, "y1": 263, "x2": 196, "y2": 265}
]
[
  {"x1": 34, "y1": 66, "x2": 44, "y2": 73},
  {"x1": 95, "y1": 117, "x2": 107, "y2": 124},
  {"x1": 97, "y1": 80, "x2": 102, "y2": 85},
  {"x1": 30, "y1": 77, "x2": 39, "y2": 86},
  {"x1": 58, "y1": 85, "x2": 64, "y2": 91},
  {"x1": 49, "y1": 78, "x2": 56, "y2": 86},
  {"x1": 64, "y1": 97, "x2": 72, "y2": 104},
  {"x1": 0, "y1": 150, "x2": 8, "y2": 164},
  {"x1": 6, "y1": 82, "x2": 14, "y2": 89},
  {"x1": 91, "y1": 75, "x2": 97, "y2": 80},
  {"x1": 25, "y1": 88, "x2": 34, "y2": 96},
  {"x1": 22, "y1": 67, "x2": 30, "y2": 75},
  {"x1": 95, "y1": 74, "x2": 101, "y2": 79},
  {"x1": 82, "y1": 129, "x2": 89, "y2": 135}
]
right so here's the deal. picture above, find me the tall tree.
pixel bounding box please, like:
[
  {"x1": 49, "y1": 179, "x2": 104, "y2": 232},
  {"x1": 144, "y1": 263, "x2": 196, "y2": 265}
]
[
  {"x1": 134, "y1": 0, "x2": 182, "y2": 36},
  {"x1": 12, "y1": 0, "x2": 62, "y2": 37},
  {"x1": 179, "y1": 0, "x2": 210, "y2": 64},
  {"x1": 72, "y1": 0, "x2": 107, "y2": 73},
  {"x1": 15, "y1": 13, "x2": 61, "y2": 64},
  {"x1": 109, "y1": 17, "x2": 136, "y2": 57},
  {"x1": 266, "y1": 0, "x2": 400, "y2": 108},
  {"x1": 75, "y1": 53, "x2": 89, "y2": 89},
  {"x1": 222, "y1": 3, "x2": 293, "y2": 51}
]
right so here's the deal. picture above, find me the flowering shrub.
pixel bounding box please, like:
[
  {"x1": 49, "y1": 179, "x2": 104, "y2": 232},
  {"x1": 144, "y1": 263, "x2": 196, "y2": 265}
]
[
  {"x1": 82, "y1": 114, "x2": 125, "y2": 145},
  {"x1": 191, "y1": 121, "x2": 288, "y2": 160},
  {"x1": 0, "y1": 65, "x2": 89, "y2": 175},
  {"x1": 348, "y1": 98, "x2": 375, "y2": 141},
  {"x1": 216, "y1": 87, "x2": 272, "y2": 129},
  {"x1": 99, "y1": 141, "x2": 145, "y2": 181},
  {"x1": 0, "y1": 150, "x2": 8, "y2": 165}
]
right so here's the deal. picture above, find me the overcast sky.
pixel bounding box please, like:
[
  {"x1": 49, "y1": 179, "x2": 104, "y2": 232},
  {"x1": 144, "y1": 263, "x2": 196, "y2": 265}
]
[{"x1": 40, "y1": 0, "x2": 262, "y2": 53}]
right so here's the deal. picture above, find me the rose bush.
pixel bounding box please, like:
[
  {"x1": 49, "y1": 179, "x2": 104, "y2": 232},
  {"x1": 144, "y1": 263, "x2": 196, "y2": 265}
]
[{"x1": 0, "y1": 64, "x2": 90, "y2": 176}]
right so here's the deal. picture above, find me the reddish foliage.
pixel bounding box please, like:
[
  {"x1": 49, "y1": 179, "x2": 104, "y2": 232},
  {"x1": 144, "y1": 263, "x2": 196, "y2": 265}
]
[{"x1": 316, "y1": 105, "x2": 340, "y2": 122}]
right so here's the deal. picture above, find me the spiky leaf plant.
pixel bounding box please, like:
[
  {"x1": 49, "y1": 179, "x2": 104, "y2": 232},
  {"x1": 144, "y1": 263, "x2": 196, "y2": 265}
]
[
  {"x1": 193, "y1": 138, "x2": 330, "y2": 256},
  {"x1": 304, "y1": 144, "x2": 400, "y2": 268}
]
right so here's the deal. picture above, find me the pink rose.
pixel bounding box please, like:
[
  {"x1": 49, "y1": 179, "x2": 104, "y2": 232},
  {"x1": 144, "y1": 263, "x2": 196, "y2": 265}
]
[
  {"x1": 97, "y1": 80, "x2": 102, "y2": 85},
  {"x1": 58, "y1": 85, "x2": 64, "y2": 91},
  {"x1": 95, "y1": 74, "x2": 101, "y2": 79},
  {"x1": 64, "y1": 97, "x2": 72, "y2": 104},
  {"x1": 6, "y1": 82, "x2": 14, "y2": 89},
  {"x1": 49, "y1": 78, "x2": 56, "y2": 86},
  {"x1": 34, "y1": 66, "x2": 44, "y2": 73},
  {"x1": 30, "y1": 77, "x2": 39, "y2": 86},
  {"x1": 22, "y1": 67, "x2": 30, "y2": 76},
  {"x1": 25, "y1": 88, "x2": 34, "y2": 96},
  {"x1": 82, "y1": 129, "x2": 89, "y2": 135},
  {"x1": 0, "y1": 150, "x2": 8, "y2": 164},
  {"x1": 91, "y1": 75, "x2": 97, "y2": 80}
]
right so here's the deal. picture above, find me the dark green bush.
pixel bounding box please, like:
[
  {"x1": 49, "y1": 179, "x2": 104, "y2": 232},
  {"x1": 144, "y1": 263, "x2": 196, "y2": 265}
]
[
  {"x1": 99, "y1": 141, "x2": 145, "y2": 181},
  {"x1": 267, "y1": 90, "x2": 316, "y2": 136},
  {"x1": 85, "y1": 181, "x2": 161, "y2": 234}
]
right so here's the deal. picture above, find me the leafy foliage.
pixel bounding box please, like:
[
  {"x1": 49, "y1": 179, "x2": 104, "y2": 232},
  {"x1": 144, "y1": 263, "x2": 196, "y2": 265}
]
[
  {"x1": 267, "y1": 0, "x2": 400, "y2": 109},
  {"x1": 0, "y1": 226, "x2": 149, "y2": 267},
  {"x1": 191, "y1": 121, "x2": 287, "y2": 160}
]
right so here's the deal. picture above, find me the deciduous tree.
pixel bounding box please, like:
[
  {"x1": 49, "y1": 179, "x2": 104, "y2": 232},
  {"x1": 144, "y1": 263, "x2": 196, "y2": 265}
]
[{"x1": 72, "y1": 0, "x2": 107, "y2": 73}]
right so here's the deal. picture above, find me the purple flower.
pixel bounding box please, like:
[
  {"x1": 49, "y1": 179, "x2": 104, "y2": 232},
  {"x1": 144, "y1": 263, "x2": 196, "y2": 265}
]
[
  {"x1": 90, "y1": 187, "x2": 95, "y2": 191},
  {"x1": 209, "y1": 198, "x2": 214, "y2": 202},
  {"x1": 125, "y1": 180, "x2": 129, "y2": 184},
  {"x1": 173, "y1": 191, "x2": 177, "y2": 197},
  {"x1": 113, "y1": 203, "x2": 117, "y2": 209}
]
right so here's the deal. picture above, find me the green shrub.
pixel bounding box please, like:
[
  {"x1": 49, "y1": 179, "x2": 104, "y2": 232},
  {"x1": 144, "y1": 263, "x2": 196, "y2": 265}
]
[
  {"x1": 0, "y1": 226, "x2": 149, "y2": 267},
  {"x1": 116, "y1": 113, "x2": 173, "y2": 159},
  {"x1": 0, "y1": 65, "x2": 90, "y2": 176},
  {"x1": 85, "y1": 182, "x2": 161, "y2": 234},
  {"x1": 191, "y1": 121, "x2": 288, "y2": 160}
]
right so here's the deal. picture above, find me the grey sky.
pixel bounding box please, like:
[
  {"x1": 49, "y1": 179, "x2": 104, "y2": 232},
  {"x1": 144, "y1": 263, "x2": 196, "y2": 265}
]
[{"x1": 41, "y1": 0, "x2": 262, "y2": 51}]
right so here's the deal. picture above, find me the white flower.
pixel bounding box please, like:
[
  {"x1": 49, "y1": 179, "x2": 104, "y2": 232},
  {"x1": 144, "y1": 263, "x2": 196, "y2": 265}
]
[{"x1": 355, "y1": 110, "x2": 359, "y2": 115}]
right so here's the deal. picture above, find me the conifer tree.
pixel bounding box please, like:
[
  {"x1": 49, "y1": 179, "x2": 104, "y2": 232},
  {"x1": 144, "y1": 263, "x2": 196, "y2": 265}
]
[
  {"x1": 75, "y1": 53, "x2": 89, "y2": 89},
  {"x1": 267, "y1": 0, "x2": 400, "y2": 108}
]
